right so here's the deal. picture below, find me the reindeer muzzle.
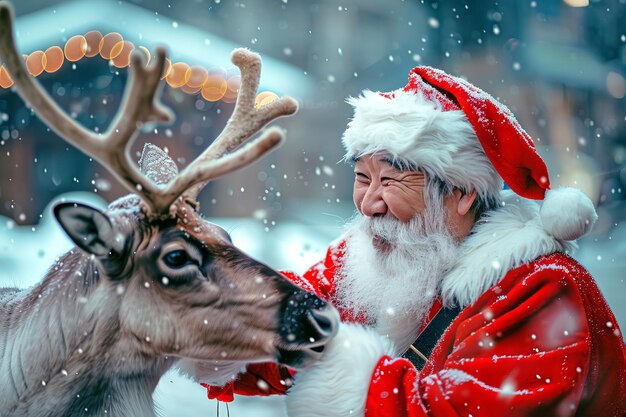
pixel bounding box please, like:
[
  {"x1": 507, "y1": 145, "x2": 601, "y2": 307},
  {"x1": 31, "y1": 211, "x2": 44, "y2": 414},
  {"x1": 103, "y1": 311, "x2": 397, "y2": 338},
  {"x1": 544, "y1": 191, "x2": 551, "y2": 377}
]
[{"x1": 276, "y1": 289, "x2": 339, "y2": 368}]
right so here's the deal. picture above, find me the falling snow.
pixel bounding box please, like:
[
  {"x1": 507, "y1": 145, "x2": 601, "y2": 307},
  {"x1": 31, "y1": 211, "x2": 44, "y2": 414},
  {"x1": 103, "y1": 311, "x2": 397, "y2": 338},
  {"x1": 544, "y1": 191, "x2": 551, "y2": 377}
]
[{"x1": 0, "y1": 0, "x2": 624, "y2": 416}]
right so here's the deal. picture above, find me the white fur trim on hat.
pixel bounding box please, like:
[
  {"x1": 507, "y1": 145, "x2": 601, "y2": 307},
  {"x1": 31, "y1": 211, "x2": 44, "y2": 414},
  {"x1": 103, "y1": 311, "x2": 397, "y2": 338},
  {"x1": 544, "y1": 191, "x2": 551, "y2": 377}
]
[
  {"x1": 342, "y1": 89, "x2": 503, "y2": 200},
  {"x1": 540, "y1": 187, "x2": 598, "y2": 241}
]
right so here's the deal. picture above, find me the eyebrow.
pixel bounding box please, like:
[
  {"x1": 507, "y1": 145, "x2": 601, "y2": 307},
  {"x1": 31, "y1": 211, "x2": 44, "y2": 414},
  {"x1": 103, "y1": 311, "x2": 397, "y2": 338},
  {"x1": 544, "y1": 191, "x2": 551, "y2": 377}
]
[
  {"x1": 379, "y1": 156, "x2": 396, "y2": 166},
  {"x1": 379, "y1": 156, "x2": 413, "y2": 171},
  {"x1": 352, "y1": 155, "x2": 417, "y2": 171}
]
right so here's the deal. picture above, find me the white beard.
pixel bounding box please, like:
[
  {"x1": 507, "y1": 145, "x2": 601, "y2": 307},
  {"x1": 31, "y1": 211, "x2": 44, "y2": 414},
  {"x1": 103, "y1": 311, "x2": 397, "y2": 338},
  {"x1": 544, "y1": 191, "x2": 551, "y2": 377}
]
[{"x1": 335, "y1": 208, "x2": 459, "y2": 356}]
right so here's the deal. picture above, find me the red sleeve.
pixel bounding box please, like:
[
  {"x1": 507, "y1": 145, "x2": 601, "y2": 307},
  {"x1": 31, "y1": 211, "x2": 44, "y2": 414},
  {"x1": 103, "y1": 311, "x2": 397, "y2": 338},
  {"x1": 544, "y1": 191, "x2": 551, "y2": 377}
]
[
  {"x1": 365, "y1": 263, "x2": 593, "y2": 417},
  {"x1": 202, "y1": 240, "x2": 344, "y2": 401},
  {"x1": 284, "y1": 238, "x2": 345, "y2": 301}
]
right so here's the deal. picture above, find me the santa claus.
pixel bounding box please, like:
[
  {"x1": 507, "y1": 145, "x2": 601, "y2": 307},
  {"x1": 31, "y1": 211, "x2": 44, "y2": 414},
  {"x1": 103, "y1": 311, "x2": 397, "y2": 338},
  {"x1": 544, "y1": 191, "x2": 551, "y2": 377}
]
[{"x1": 197, "y1": 66, "x2": 626, "y2": 416}]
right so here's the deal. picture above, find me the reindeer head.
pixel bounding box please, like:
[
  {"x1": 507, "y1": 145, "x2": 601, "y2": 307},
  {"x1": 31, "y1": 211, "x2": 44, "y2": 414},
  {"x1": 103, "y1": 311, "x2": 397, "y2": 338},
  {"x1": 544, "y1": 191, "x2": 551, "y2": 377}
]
[{"x1": 0, "y1": 2, "x2": 337, "y2": 369}]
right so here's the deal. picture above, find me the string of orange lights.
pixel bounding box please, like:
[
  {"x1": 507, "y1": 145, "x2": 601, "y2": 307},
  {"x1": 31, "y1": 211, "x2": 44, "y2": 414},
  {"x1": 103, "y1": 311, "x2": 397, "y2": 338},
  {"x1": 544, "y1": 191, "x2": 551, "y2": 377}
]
[{"x1": 0, "y1": 30, "x2": 280, "y2": 108}]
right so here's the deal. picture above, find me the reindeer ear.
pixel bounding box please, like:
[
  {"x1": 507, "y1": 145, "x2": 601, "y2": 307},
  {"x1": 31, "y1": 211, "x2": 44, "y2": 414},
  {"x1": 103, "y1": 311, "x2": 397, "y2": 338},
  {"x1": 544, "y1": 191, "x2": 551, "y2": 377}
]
[{"x1": 54, "y1": 202, "x2": 121, "y2": 257}]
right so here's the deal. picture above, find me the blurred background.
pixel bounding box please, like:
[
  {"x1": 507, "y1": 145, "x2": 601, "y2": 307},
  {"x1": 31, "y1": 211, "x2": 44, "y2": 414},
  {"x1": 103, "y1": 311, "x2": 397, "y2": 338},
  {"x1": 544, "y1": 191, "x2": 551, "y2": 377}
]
[{"x1": 0, "y1": 0, "x2": 625, "y2": 415}]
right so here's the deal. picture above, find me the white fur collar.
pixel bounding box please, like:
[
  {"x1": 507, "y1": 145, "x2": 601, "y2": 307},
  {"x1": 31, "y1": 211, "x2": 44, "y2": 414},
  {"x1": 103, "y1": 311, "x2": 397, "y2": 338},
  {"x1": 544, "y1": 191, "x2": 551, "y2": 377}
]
[{"x1": 441, "y1": 191, "x2": 576, "y2": 308}]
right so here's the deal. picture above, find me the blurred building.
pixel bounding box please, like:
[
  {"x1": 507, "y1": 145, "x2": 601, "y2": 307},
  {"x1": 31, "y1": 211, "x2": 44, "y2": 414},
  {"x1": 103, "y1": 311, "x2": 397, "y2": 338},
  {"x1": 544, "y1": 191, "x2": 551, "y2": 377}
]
[{"x1": 1, "y1": 0, "x2": 624, "y2": 229}]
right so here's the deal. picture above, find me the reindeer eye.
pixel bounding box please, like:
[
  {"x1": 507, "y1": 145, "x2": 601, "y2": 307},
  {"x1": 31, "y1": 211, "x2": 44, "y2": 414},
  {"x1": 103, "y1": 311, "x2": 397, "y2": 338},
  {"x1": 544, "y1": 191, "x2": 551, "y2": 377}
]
[{"x1": 163, "y1": 250, "x2": 194, "y2": 268}]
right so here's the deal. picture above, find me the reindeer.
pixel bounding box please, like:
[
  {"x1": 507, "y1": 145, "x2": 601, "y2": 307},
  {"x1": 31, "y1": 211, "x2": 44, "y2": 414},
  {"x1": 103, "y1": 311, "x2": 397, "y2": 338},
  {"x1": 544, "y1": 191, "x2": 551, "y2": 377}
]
[{"x1": 0, "y1": 3, "x2": 338, "y2": 416}]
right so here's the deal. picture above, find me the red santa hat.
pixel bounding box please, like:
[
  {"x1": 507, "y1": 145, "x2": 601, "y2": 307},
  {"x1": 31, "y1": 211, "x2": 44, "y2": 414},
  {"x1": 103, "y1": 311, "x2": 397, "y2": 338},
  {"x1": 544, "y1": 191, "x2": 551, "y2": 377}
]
[{"x1": 342, "y1": 66, "x2": 597, "y2": 240}]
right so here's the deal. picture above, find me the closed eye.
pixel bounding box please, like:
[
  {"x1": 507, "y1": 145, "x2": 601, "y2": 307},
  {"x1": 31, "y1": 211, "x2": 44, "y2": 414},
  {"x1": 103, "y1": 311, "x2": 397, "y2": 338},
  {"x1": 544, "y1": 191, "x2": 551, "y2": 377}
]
[{"x1": 355, "y1": 172, "x2": 369, "y2": 182}]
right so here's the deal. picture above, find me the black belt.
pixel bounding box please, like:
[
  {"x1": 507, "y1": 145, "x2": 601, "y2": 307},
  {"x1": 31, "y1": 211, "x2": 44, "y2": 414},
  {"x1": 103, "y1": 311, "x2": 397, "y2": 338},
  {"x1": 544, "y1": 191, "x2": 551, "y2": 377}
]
[{"x1": 402, "y1": 305, "x2": 462, "y2": 370}]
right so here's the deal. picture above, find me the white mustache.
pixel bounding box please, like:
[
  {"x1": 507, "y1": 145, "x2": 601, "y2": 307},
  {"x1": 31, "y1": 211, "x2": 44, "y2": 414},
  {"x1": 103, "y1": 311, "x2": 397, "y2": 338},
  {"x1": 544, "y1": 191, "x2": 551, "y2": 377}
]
[{"x1": 359, "y1": 213, "x2": 445, "y2": 248}]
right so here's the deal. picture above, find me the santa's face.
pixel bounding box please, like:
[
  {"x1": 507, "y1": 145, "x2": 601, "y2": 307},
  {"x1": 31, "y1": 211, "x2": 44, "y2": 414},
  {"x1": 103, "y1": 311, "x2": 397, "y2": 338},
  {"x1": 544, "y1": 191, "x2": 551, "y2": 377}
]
[
  {"x1": 352, "y1": 153, "x2": 469, "y2": 249},
  {"x1": 353, "y1": 154, "x2": 427, "y2": 223}
]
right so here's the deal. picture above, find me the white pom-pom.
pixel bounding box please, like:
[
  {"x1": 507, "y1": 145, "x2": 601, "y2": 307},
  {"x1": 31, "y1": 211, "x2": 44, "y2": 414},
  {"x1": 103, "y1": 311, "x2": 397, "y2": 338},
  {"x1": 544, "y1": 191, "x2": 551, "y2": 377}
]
[{"x1": 540, "y1": 187, "x2": 597, "y2": 241}]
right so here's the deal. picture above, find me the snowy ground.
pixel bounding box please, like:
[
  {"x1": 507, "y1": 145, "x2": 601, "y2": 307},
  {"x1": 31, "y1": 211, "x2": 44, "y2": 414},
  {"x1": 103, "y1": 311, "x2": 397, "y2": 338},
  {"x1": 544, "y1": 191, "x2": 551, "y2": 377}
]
[{"x1": 1, "y1": 192, "x2": 624, "y2": 416}]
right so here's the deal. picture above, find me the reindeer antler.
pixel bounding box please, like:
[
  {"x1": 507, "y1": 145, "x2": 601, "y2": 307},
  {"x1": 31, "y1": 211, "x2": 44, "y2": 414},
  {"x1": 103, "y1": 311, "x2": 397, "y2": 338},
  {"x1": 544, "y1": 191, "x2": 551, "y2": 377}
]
[
  {"x1": 181, "y1": 49, "x2": 298, "y2": 201},
  {"x1": 0, "y1": 2, "x2": 297, "y2": 215}
]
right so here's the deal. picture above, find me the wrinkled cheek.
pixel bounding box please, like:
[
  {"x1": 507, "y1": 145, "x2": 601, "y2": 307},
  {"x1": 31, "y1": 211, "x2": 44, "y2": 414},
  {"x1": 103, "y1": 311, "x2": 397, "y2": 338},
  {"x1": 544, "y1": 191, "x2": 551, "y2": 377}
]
[
  {"x1": 386, "y1": 200, "x2": 412, "y2": 223},
  {"x1": 388, "y1": 194, "x2": 423, "y2": 223}
]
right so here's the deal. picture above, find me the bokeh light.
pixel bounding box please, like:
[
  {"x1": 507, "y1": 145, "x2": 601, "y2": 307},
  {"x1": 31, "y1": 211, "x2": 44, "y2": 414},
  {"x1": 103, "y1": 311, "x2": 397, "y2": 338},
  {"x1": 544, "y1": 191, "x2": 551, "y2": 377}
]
[
  {"x1": 255, "y1": 91, "x2": 279, "y2": 108},
  {"x1": 181, "y1": 84, "x2": 202, "y2": 94},
  {"x1": 221, "y1": 73, "x2": 241, "y2": 104},
  {"x1": 166, "y1": 62, "x2": 191, "y2": 88},
  {"x1": 186, "y1": 65, "x2": 208, "y2": 88},
  {"x1": 180, "y1": 65, "x2": 208, "y2": 94},
  {"x1": 0, "y1": 66, "x2": 13, "y2": 88},
  {"x1": 1, "y1": 29, "x2": 281, "y2": 105},
  {"x1": 108, "y1": 40, "x2": 124, "y2": 61},
  {"x1": 83, "y1": 31, "x2": 103, "y2": 58},
  {"x1": 25, "y1": 51, "x2": 46, "y2": 77},
  {"x1": 64, "y1": 35, "x2": 87, "y2": 62},
  {"x1": 138, "y1": 46, "x2": 151, "y2": 66},
  {"x1": 110, "y1": 41, "x2": 135, "y2": 68},
  {"x1": 99, "y1": 32, "x2": 123, "y2": 60},
  {"x1": 201, "y1": 68, "x2": 228, "y2": 102},
  {"x1": 43, "y1": 46, "x2": 64, "y2": 73}
]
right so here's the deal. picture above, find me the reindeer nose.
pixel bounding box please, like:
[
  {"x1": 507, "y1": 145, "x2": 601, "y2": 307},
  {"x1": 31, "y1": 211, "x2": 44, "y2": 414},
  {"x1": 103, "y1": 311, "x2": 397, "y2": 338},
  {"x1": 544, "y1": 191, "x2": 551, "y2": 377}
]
[
  {"x1": 309, "y1": 306, "x2": 336, "y2": 337},
  {"x1": 279, "y1": 289, "x2": 339, "y2": 349}
]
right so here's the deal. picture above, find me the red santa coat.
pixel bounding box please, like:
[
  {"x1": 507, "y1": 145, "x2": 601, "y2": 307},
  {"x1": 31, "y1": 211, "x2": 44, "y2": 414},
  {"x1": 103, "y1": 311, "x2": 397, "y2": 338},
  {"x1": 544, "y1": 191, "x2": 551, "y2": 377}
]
[
  {"x1": 360, "y1": 253, "x2": 626, "y2": 417},
  {"x1": 204, "y1": 193, "x2": 626, "y2": 416}
]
